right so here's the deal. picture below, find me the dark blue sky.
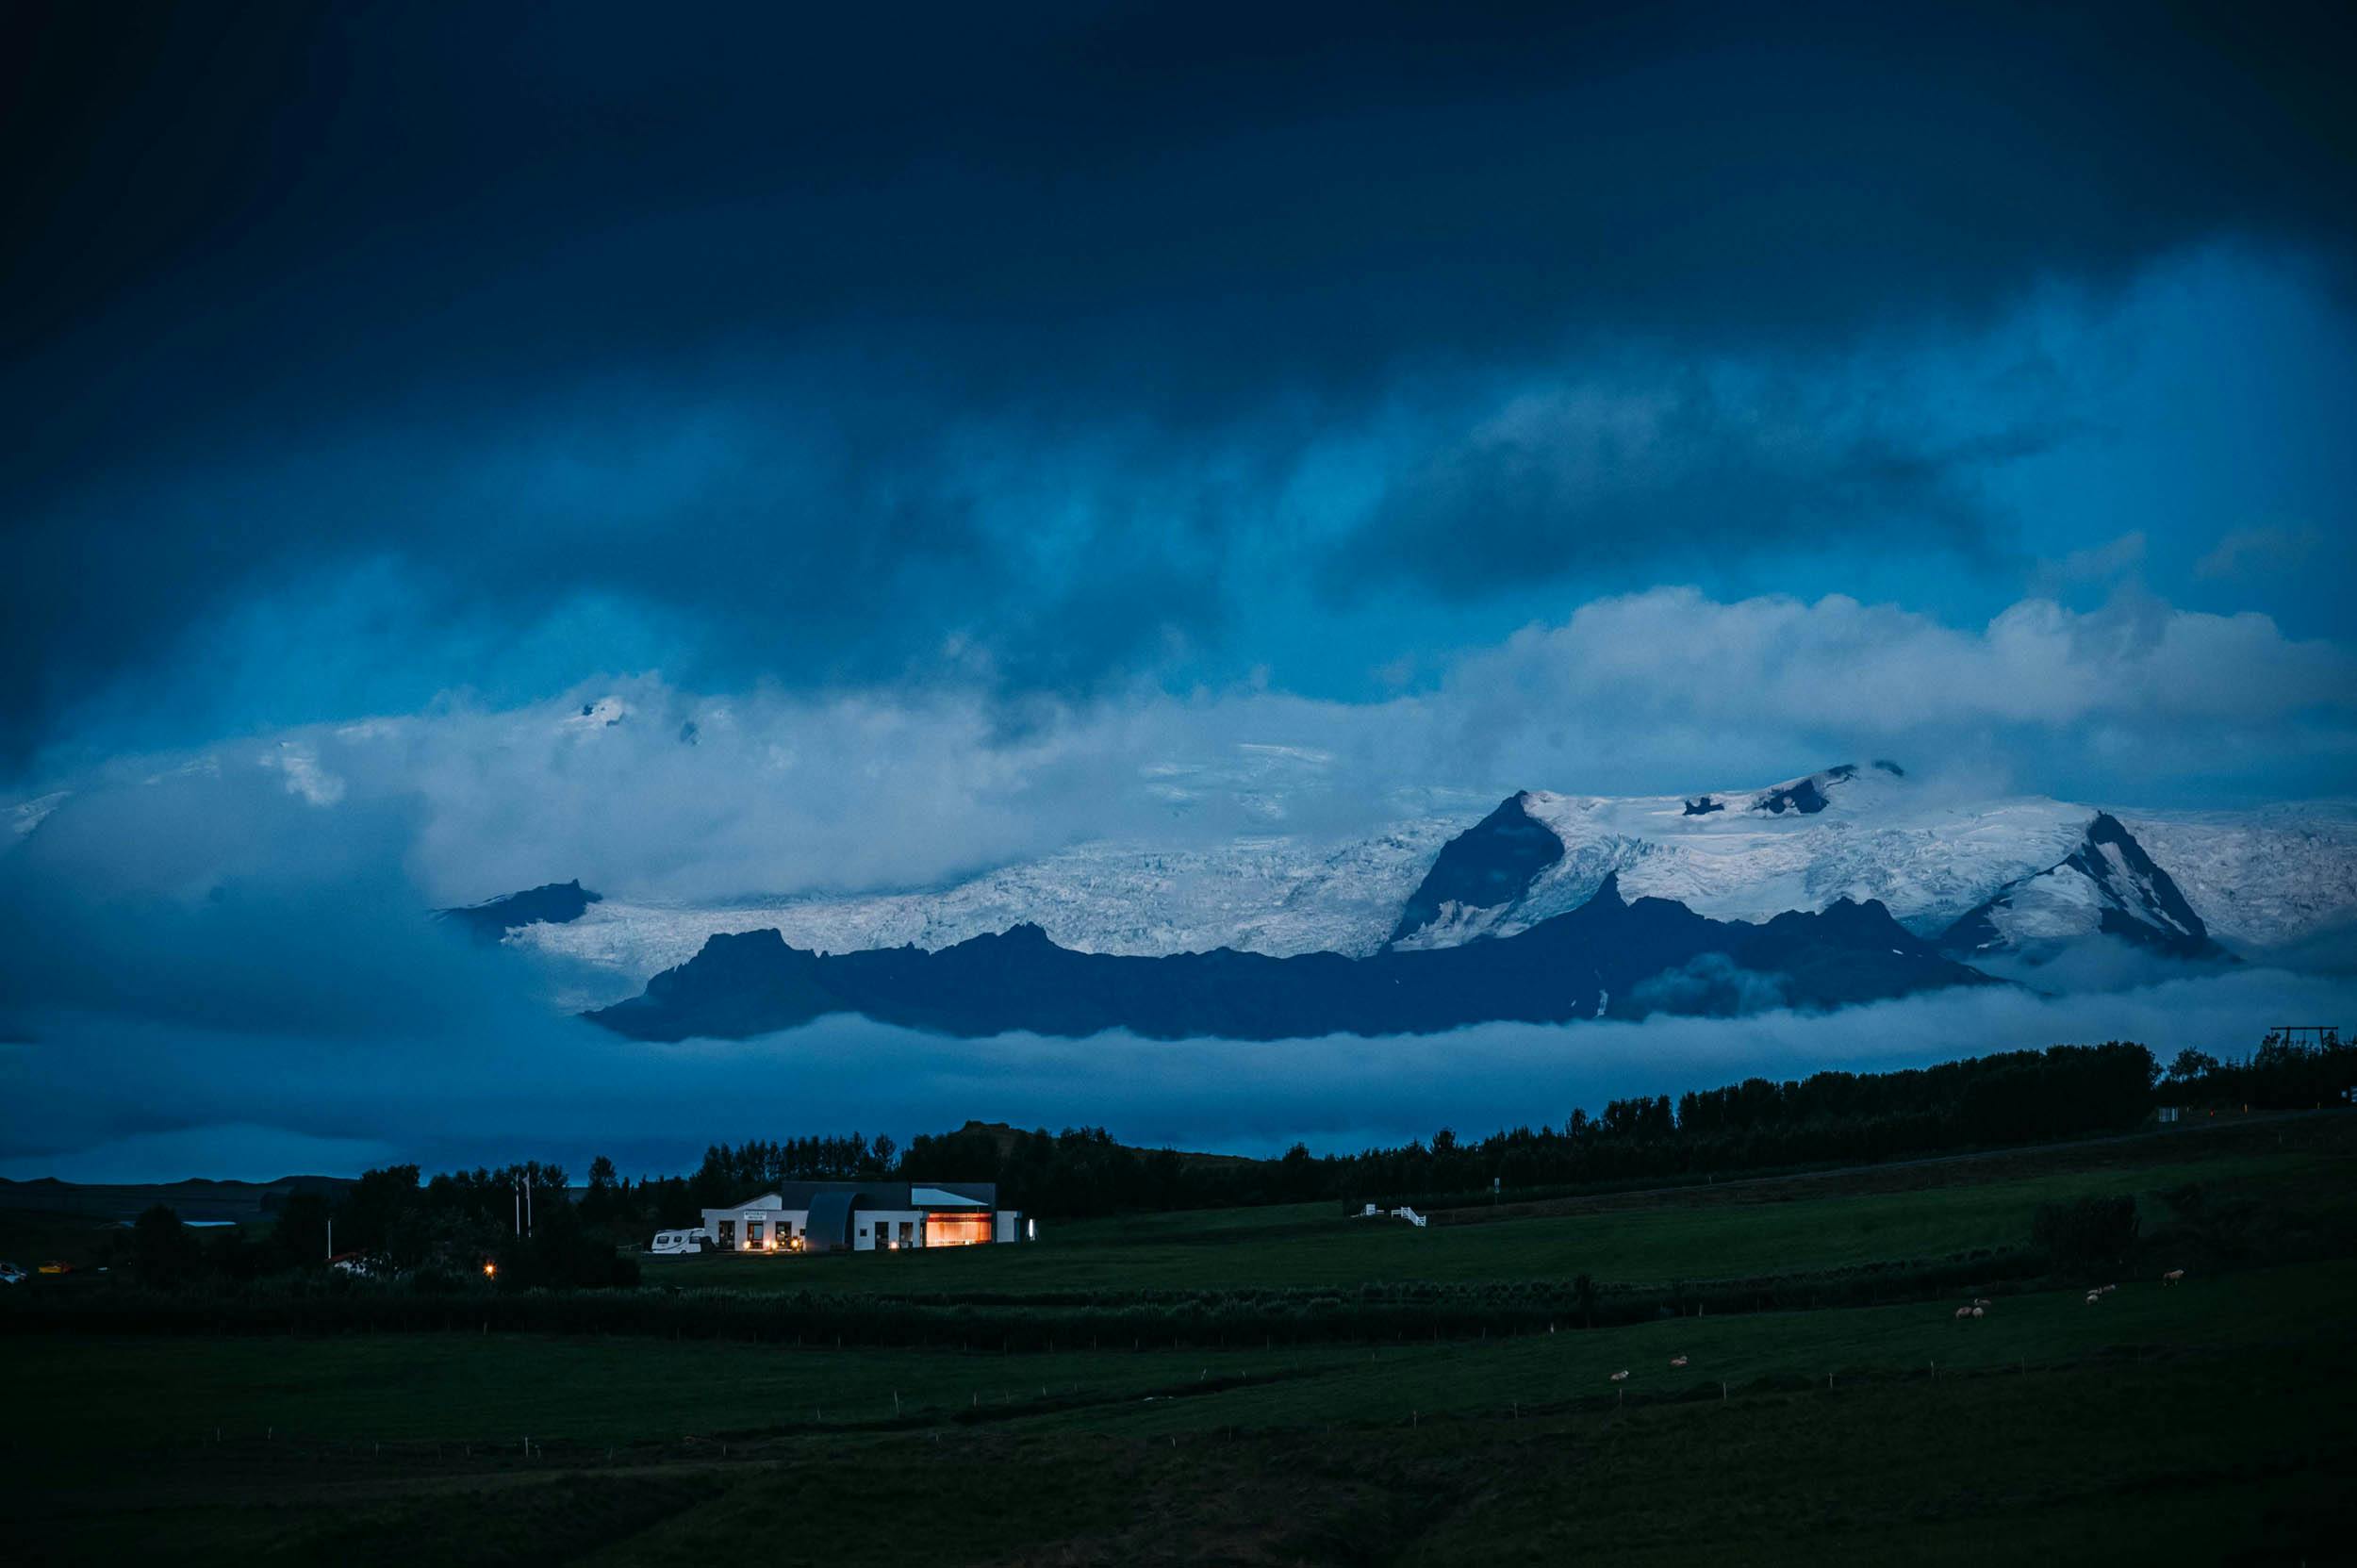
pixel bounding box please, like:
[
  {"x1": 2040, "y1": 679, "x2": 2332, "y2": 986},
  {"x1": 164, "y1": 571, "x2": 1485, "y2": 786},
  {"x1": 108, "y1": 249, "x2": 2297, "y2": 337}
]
[
  {"x1": 6, "y1": 2, "x2": 2354, "y2": 783},
  {"x1": 4, "y1": 3, "x2": 2355, "y2": 1178}
]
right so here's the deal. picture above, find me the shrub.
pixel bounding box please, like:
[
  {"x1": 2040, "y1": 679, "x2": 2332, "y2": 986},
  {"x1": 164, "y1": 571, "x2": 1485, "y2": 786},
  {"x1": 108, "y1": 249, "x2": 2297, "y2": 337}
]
[{"x1": 2031, "y1": 1195, "x2": 2140, "y2": 1272}]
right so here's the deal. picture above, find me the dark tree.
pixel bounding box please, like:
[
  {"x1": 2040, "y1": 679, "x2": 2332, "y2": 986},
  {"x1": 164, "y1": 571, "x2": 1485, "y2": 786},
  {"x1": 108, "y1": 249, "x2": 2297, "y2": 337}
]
[
  {"x1": 2032, "y1": 1196, "x2": 2141, "y2": 1271},
  {"x1": 2168, "y1": 1048, "x2": 2220, "y2": 1083},
  {"x1": 131, "y1": 1203, "x2": 201, "y2": 1287},
  {"x1": 335, "y1": 1164, "x2": 420, "y2": 1253},
  {"x1": 272, "y1": 1191, "x2": 333, "y2": 1269},
  {"x1": 581, "y1": 1155, "x2": 620, "y2": 1222}
]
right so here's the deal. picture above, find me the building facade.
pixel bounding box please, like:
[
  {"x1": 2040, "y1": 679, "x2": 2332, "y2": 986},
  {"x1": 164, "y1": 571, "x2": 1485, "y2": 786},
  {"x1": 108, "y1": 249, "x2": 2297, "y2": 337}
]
[{"x1": 695, "y1": 1180, "x2": 1023, "y2": 1254}]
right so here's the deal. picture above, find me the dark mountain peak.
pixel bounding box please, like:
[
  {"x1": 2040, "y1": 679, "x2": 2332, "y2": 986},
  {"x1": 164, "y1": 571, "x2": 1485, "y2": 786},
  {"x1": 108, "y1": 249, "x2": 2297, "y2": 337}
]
[
  {"x1": 1387, "y1": 791, "x2": 1565, "y2": 945},
  {"x1": 1750, "y1": 764, "x2": 1858, "y2": 817},
  {"x1": 437, "y1": 880, "x2": 602, "y2": 942},
  {"x1": 642, "y1": 927, "x2": 811, "y2": 988},
  {"x1": 1939, "y1": 811, "x2": 2227, "y2": 963},
  {"x1": 2084, "y1": 810, "x2": 2134, "y2": 848},
  {"x1": 701, "y1": 927, "x2": 793, "y2": 956},
  {"x1": 2064, "y1": 813, "x2": 2216, "y2": 950},
  {"x1": 1871, "y1": 759, "x2": 1906, "y2": 777},
  {"x1": 593, "y1": 926, "x2": 838, "y2": 1040},
  {"x1": 1771, "y1": 895, "x2": 1924, "y2": 949},
  {"x1": 980, "y1": 921, "x2": 1061, "y2": 950},
  {"x1": 591, "y1": 878, "x2": 1997, "y2": 1045}
]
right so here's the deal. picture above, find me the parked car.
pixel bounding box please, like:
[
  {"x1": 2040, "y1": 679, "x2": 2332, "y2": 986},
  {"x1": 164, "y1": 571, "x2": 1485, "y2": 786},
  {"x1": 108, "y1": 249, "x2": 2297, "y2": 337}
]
[
  {"x1": 36, "y1": 1260, "x2": 74, "y2": 1276},
  {"x1": 0, "y1": 1261, "x2": 27, "y2": 1285}
]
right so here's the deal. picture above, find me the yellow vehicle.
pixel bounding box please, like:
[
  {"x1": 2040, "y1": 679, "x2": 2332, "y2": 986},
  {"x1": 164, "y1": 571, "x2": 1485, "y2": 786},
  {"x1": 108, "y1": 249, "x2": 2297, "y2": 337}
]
[{"x1": 35, "y1": 1260, "x2": 74, "y2": 1276}]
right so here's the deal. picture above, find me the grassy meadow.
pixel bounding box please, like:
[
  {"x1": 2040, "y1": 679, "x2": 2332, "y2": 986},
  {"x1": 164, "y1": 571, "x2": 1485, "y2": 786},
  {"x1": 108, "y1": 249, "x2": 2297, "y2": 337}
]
[
  {"x1": 650, "y1": 1139, "x2": 2339, "y2": 1296},
  {"x1": 3, "y1": 1114, "x2": 2351, "y2": 1563}
]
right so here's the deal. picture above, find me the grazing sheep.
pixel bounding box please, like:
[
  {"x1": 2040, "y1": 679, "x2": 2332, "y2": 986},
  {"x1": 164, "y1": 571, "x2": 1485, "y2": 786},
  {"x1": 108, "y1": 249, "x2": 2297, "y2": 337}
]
[
  {"x1": 1608, "y1": 1369, "x2": 1630, "y2": 1382},
  {"x1": 1670, "y1": 1355, "x2": 1689, "y2": 1368},
  {"x1": 2162, "y1": 1268, "x2": 2186, "y2": 1285},
  {"x1": 1953, "y1": 1306, "x2": 1972, "y2": 1320},
  {"x1": 2085, "y1": 1291, "x2": 2102, "y2": 1305},
  {"x1": 1972, "y1": 1297, "x2": 1992, "y2": 1308},
  {"x1": 2101, "y1": 1284, "x2": 2118, "y2": 1295},
  {"x1": 1970, "y1": 1306, "x2": 1984, "y2": 1319}
]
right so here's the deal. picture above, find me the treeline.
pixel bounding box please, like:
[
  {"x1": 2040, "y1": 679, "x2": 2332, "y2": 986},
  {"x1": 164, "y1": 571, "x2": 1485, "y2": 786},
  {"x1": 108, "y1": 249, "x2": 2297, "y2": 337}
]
[
  {"x1": 122, "y1": 1160, "x2": 635, "y2": 1293},
  {"x1": 690, "y1": 1134, "x2": 898, "y2": 1194},
  {"x1": 88, "y1": 1039, "x2": 2178, "y2": 1288},
  {"x1": 890, "y1": 1043, "x2": 2162, "y2": 1217},
  {"x1": 2162, "y1": 1032, "x2": 2356, "y2": 1112}
]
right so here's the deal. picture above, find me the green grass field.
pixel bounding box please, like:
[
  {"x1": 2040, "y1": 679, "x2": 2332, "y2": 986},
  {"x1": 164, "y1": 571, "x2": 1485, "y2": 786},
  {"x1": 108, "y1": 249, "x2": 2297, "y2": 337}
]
[
  {"x1": 651, "y1": 1123, "x2": 2347, "y2": 1296},
  {"x1": 5, "y1": 1114, "x2": 2352, "y2": 1564}
]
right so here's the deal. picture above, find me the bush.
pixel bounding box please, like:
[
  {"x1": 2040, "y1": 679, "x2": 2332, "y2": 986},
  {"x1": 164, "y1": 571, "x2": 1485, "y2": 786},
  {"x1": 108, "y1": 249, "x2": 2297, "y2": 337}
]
[
  {"x1": 2031, "y1": 1195, "x2": 2140, "y2": 1272},
  {"x1": 0, "y1": 1247, "x2": 2049, "y2": 1348}
]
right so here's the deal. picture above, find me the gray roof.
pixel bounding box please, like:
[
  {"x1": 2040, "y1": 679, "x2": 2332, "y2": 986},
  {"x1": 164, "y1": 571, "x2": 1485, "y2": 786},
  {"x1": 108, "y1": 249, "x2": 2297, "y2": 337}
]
[
  {"x1": 720, "y1": 1180, "x2": 996, "y2": 1213},
  {"x1": 803, "y1": 1187, "x2": 865, "y2": 1249}
]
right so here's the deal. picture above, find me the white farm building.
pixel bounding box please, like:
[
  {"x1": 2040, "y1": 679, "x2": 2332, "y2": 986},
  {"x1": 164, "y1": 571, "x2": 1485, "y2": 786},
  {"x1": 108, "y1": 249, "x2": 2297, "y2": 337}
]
[{"x1": 680, "y1": 1180, "x2": 1025, "y2": 1254}]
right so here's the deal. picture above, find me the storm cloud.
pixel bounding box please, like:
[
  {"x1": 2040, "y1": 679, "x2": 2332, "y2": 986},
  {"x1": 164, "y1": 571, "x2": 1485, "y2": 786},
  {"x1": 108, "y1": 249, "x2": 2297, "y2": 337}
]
[
  {"x1": 8, "y1": 949, "x2": 2351, "y2": 1181},
  {"x1": 7, "y1": 3, "x2": 2355, "y2": 767}
]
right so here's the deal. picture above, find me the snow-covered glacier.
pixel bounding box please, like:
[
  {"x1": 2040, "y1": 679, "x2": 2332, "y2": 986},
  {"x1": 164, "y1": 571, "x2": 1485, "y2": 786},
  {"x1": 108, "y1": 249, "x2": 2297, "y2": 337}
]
[
  {"x1": 2118, "y1": 803, "x2": 2357, "y2": 953},
  {"x1": 1387, "y1": 764, "x2": 2095, "y2": 948},
  {"x1": 513, "y1": 819, "x2": 1469, "y2": 997},
  {"x1": 508, "y1": 763, "x2": 2357, "y2": 995}
]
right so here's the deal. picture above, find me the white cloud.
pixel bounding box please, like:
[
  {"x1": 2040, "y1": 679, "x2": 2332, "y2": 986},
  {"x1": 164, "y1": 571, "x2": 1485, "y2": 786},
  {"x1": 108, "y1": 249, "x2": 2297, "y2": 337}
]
[
  {"x1": 262, "y1": 741, "x2": 345, "y2": 806},
  {"x1": 6, "y1": 963, "x2": 2350, "y2": 1174},
  {"x1": 1456, "y1": 585, "x2": 2355, "y2": 731},
  {"x1": 8, "y1": 586, "x2": 2353, "y2": 910},
  {"x1": 2194, "y1": 524, "x2": 2324, "y2": 581}
]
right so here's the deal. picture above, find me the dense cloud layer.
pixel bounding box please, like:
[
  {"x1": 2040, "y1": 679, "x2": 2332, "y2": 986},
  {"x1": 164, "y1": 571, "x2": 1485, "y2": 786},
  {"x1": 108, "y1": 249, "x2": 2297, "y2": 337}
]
[
  {"x1": 8, "y1": 585, "x2": 2352, "y2": 912},
  {"x1": 6, "y1": 7, "x2": 2355, "y2": 767},
  {"x1": 8, "y1": 957, "x2": 2352, "y2": 1182}
]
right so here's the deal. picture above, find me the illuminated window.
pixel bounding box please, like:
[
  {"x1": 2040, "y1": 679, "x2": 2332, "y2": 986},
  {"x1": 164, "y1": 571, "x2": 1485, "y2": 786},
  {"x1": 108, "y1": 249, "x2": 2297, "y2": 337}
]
[{"x1": 924, "y1": 1213, "x2": 993, "y2": 1246}]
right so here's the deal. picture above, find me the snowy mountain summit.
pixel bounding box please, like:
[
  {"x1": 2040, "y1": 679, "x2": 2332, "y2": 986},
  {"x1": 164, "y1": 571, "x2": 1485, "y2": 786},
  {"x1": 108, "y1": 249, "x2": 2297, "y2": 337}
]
[
  {"x1": 504, "y1": 760, "x2": 2355, "y2": 1001},
  {"x1": 1940, "y1": 813, "x2": 2228, "y2": 962},
  {"x1": 1386, "y1": 762, "x2": 2094, "y2": 950}
]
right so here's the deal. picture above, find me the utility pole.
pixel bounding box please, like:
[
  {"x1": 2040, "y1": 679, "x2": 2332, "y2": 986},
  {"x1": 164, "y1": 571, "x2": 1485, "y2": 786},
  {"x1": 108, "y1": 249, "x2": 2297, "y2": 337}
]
[{"x1": 326, "y1": 1218, "x2": 333, "y2": 1263}]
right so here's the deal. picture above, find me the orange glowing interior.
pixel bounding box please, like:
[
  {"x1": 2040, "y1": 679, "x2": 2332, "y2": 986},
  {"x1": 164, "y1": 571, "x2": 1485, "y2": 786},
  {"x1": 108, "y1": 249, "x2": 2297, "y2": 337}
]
[{"x1": 924, "y1": 1213, "x2": 993, "y2": 1246}]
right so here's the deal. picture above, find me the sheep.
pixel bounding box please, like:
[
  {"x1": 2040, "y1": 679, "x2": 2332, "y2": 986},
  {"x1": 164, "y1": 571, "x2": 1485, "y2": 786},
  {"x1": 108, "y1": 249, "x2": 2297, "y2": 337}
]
[
  {"x1": 2085, "y1": 1291, "x2": 2102, "y2": 1305},
  {"x1": 1608, "y1": 1369, "x2": 1630, "y2": 1382},
  {"x1": 1971, "y1": 1297, "x2": 1992, "y2": 1308},
  {"x1": 1669, "y1": 1355, "x2": 1689, "y2": 1368},
  {"x1": 2100, "y1": 1284, "x2": 2118, "y2": 1295},
  {"x1": 1953, "y1": 1306, "x2": 1972, "y2": 1320},
  {"x1": 2162, "y1": 1268, "x2": 2185, "y2": 1285},
  {"x1": 1970, "y1": 1306, "x2": 1984, "y2": 1319}
]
